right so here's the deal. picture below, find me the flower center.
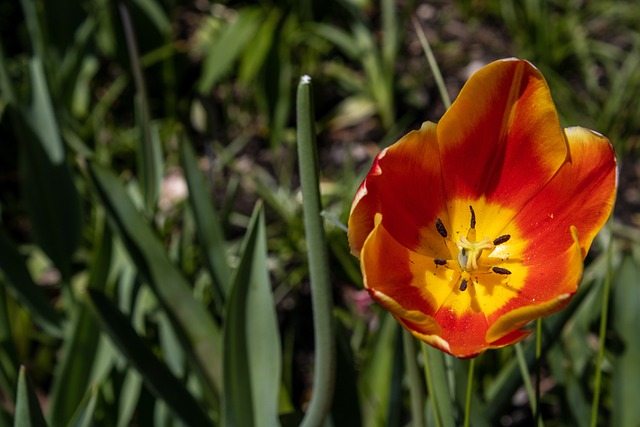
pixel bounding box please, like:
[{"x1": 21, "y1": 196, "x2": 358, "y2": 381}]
[
  {"x1": 457, "y1": 235, "x2": 494, "y2": 271},
  {"x1": 433, "y1": 205, "x2": 513, "y2": 291}
]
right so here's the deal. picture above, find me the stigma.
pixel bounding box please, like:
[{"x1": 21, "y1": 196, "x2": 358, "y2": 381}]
[
  {"x1": 433, "y1": 205, "x2": 515, "y2": 291},
  {"x1": 456, "y1": 235, "x2": 494, "y2": 271}
]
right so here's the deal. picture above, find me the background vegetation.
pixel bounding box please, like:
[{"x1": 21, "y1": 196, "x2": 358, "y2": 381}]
[{"x1": 0, "y1": 0, "x2": 639, "y2": 426}]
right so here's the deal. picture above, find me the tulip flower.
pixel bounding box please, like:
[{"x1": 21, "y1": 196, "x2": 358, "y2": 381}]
[{"x1": 348, "y1": 59, "x2": 617, "y2": 358}]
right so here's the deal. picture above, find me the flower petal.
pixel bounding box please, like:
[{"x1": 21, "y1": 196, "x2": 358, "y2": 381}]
[
  {"x1": 360, "y1": 214, "x2": 451, "y2": 324},
  {"x1": 437, "y1": 59, "x2": 568, "y2": 218},
  {"x1": 348, "y1": 122, "x2": 448, "y2": 257},
  {"x1": 360, "y1": 214, "x2": 503, "y2": 358},
  {"x1": 510, "y1": 127, "x2": 617, "y2": 264},
  {"x1": 486, "y1": 226, "x2": 583, "y2": 342}
]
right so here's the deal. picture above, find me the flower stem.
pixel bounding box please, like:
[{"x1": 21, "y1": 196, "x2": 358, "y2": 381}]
[
  {"x1": 535, "y1": 319, "x2": 544, "y2": 427},
  {"x1": 421, "y1": 343, "x2": 442, "y2": 427},
  {"x1": 296, "y1": 76, "x2": 336, "y2": 427},
  {"x1": 515, "y1": 342, "x2": 537, "y2": 416},
  {"x1": 463, "y1": 358, "x2": 475, "y2": 427},
  {"x1": 590, "y1": 234, "x2": 613, "y2": 427},
  {"x1": 403, "y1": 331, "x2": 425, "y2": 427}
]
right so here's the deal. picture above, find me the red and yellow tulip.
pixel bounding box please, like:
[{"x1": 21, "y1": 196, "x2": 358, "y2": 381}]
[{"x1": 348, "y1": 59, "x2": 617, "y2": 358}]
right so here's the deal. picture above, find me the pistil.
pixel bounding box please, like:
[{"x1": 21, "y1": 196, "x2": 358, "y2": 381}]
[
  {"x1": 433, "y1": 206, "x2": 515, "y2": 291},
  {"x1": 456, "y1": 235, "x2": 494, "y2": 271}
]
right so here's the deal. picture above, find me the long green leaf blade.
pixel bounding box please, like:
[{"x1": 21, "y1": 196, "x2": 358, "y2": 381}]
[
  {"x1": 222, "y1": 205, "x2": 281, "y2": 427},
  {"x1": 85, "y1": 288, "x2": 211, "y2": 427},
  {"x1": 611, "y1": 255, "x2": 640, "y2": 426},
  {"x1": 181, "y1": 141, "x2": 231, "y2": 302},
  {"x1": 14, "y1": 366, "x2": 48, "y2": 427},
  {"x1": 18, "y1": 58, "x2": 82, "y2": 280},
  {"x1": 88, "y1": 163, "x2": 222, "y2": 395}
]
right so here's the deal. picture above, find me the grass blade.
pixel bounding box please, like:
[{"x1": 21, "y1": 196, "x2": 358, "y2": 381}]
[
  {"x1": 296, "y1": 75, "x2": 336, "y2": 427},
  {"x1": 14, "y1": 366, "x2": 48, "y2": 427},
  {"x1": 422, "y1": 345, "x2": 456, "y2": 427},
  {"x1": 181, "y1": 141, "x2": 231, "y2": 303},
  {"x1": 403, "y1": 331, "x2": 425, "y2": 427},
  {"x1": 67, "y1": 386, "x2": 99, "y2": 427},
  {"x1": 360, "y1": 314, "x2": 400, "y2": 427},
  {"x1": 610, "y1": 255, "x2": 640, "y2": 426},
  {"x1": 48, "y1": 211, "x2": 111, "y2": 426},
  {"x1": 0, "y1": 288, "x2": 19, "y2": 402},
  {"x1": 18, "y1": 58, "x2": 82, "y2": 280},
  {"x1": 85, "y1": 288, "x2": 211, "y2": 426},
  {"x1": 118, "y1": 1, "x2": 161, "y2": 214},
  {"x1": 88, "y1": 163, "x2": 222, "y2": 396},
  {"x1": 197, "y1": 7, "x2": 263, "y2": 94},
  {"x1": 223, "y1": 204, "x2": 282, "y2": 427},
  {"x1": 0, "y1": 229, "x2": 64, "y2": 336}
]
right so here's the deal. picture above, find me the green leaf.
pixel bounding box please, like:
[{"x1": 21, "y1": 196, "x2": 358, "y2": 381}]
[
  {"x1": 0, "y1": 287, "x2": 19, "y2": 402},
  {"x1": 197, "y1": 7, "x2": 263, "y2": 93},
  {"x1": 331, "y1": 321, "x2": 362, "y2": 427},
  {"x1": 223, "y1": 204, "x2": 282, "y2": 427},
  {"x1": 66, "y1": 385, "x2": 99, "y2": 427},
  {"x1": 423, "y1": 347, "x2": 456, "y2": 427},
  {"x1": 17, "y1": 58, "x2": 82, "y2": 279},
  {"x1": 360, "y1": 313, "x2": 399, "y2": 427},
  {"x1": 117, "y1": 369, "x2": 143, "y2": 427},
  {"x1": 47, "y1": 211, "x2": 111, "y2": 426},
  {"x1": 89, "y1": 163, "x2": 222, "y2": 395},
  {"x1": 14, "y1": 366, "x2": 48, "y2": 427},
  {"x1": 180, "y1": 141, "x2": 231, "y2": 303},
  {"x1": 0, "y1": 229, "x2": 64, "y2": 337},
  {"x1": 611, "y1": 255, "x2": 640, "y2": 427},
  {"x1": 238, "y1": 8, "x2": 282, "y2": 84},
  {"x1": 85, "y1": 288, "x2": 211, "y2": 427}
]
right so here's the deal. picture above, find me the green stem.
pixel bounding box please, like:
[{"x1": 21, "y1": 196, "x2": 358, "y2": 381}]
[
  {"x1": 118, "y1": 0, "x2": 158, "y2": 214},
  {"x1": 412, "y1": 16, "x2": 452, "y2": 109},
  {"x1": 463, "y1": 358, "x2": 475, "y2": 427},
  {"x1": 515, "y1": 342, "x2": 537, "y2": 416},
  {"x1": 403, "y1": 331, "x2": 425, "y2": 427},
  {"x1": 297, "y1": 76, "x2": 336, "y2": 427},
  {"x1": 590, "y1": 235, "x2": 613, "y2": 427},
  {"x1": 421, "y1": 344, "x2": 442, "y2": 427},
  {"x1": 535, "y1": 318, "x2": 543, "y2": 426}
]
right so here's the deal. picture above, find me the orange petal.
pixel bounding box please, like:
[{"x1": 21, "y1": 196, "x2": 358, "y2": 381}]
[
  {"x1": 348, "y1": 122, "x2": 448, "y2": 257},
  {"x1": 486, "y1": 226, "x2": 583, "y2": 342},
  {"x1": 360, "y1": 215, "x2": 448, "y2": 322},
  {"x1": 361, "y1": 217, "x2": 495, "y2": 358},
  {"x1": 510, "y1": 127, "x2": 617, "y2": 263},
  {"x1": 437, "y1": 59, "x2": 568, "y2": 219}
]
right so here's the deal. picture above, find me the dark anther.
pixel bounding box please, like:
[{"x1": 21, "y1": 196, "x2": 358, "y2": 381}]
[
  {"x1": 434, "y1": 258, "x2": 447, "y2": 266},
  {"x1": 435, "y1": 218, "x2": 448, "y2": 238},
  {"x1": 493, "y1": 235, "x2": 511, "y2": 245},
  {"x1": 459, "y1": 279, "x2": 468, "y2": 292},
  {"x1": 469, "y1": 206, "x2": 476, "y2": 229},
  {"x1": 492, "y1": 267, "x2": 512, "y2": 275}
]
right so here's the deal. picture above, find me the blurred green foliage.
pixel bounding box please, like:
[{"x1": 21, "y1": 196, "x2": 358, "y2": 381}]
[{"x1": 0, "y1": 0, "x2": 638, "y2": 426}]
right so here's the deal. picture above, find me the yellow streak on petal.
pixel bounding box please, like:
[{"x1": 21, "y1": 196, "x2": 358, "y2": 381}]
[{"x1": 369, "y1": 289, "x2": 442, "y2": 336}]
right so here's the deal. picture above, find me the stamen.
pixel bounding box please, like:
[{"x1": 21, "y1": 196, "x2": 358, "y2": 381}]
[
  {"x1": 492, "y1": 267, "x2": 512, "y2": 275},
  {"x1": 469, "y1": 206, "x2": 476, "y2": 229},
  {"x1": 434, "y1": 258, "x2": 447, "y2": 266},
  {"x1": 435, "y1": 218, "x2": 448, "y2": 238},
  {"x1": 459, "y1": 279, "x2": 468, "y2": 291},
  {"x1": 493, "y1": 235, "x2": 511, "y2": 245}
]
